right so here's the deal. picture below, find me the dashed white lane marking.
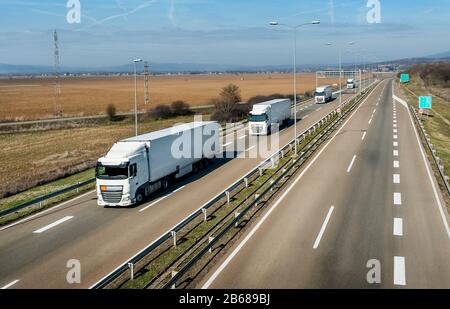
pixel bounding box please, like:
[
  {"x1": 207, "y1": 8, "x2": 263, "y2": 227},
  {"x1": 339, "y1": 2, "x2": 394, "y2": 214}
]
[
  {"x1": 313, "y1": 206, "x2": 335, "y2": 249},
  {"x1": 1, "y1": 280, "x2": 19, "y2": 289},
  {"x1": 222, "y1": 142, "x2": 233, "y2": 147},
  {"x1": 393, "y1": 129, "x2": 398, "y2": 133},
  {"x1": 394, "y1": 135, "x2": 398, "y2": 139},
  {"x1": 368, "y1": 118, "x2": 373, "y2": 125},
  {"x1": 303, "y1": 115, "x2": 310, "y2": 119},
  {"x1": 139, "y1": 196, "x2": 168, "y2": 212},
  {"x1": 33, "y1": 216, "x2": 74, "y2": 234},
  {"x1": 393, "y1": 120, "x2": 397, "y2": 123},
  {"x1": 394, "y1": 161, "x2": 400, "y2": 168},
  {"x1": 393, "y1": 141, "x2": 398, "y2": 147},
  {"x1": 394, "y1": 218, "x2": 404, "y2": 236},
  {"x1": 238, "y1": 135, "x2": 246, "y2": 140},
  {"x1": 172, "y1": 185, "x2": 186, "y2": 194},
  {"x1": 393, "y1": 124, "x2": 397, "y2": 128},
  {"x1": 245, "y1": 145, "x2": 257, "y2": 152},
  {"x1": 394, "y1": 256, "x2": 406, "y2": 286},
  {"x1": 362, "y1": 132, "x2": 367, "y2": 140},
  {"x1": 394, "y1": 192, "x2": 402, "y2": 205},
  {"x1": 139, "y1": 185, "x2": 186, "y2": 213},
  {"x1": 393, "y1": 174, "x2": 401, "y2": 184},
  {"x1": 393, "y1": 150, "x2": 399, "y2": 157},
  {"x1": 347, "y1": 155, "x2": 357, "y2": 173}
]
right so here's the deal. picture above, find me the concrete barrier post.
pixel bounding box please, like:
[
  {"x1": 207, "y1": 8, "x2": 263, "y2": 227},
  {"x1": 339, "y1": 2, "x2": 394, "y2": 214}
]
[
  {"x1": 128, "y1": 262, "x2": 134, "y2": 280},
  {"x1": 171, "y1": 231, "x2": 177, "y2": 247}
]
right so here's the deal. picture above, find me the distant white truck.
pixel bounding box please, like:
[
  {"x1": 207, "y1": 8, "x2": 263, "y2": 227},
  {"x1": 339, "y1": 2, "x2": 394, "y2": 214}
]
[
  {"x1": 96, "y1": 121, "x2": 220, "y2": 207},
  {"x1": 315, "y1": 85, "x2": 333, "y2": 104},
  {"x1": 248, "y1": 99, "x2": 291, "y2": 135},
  {"x1": 347, "y1": 79, "x2": 357, "y2": 89}
]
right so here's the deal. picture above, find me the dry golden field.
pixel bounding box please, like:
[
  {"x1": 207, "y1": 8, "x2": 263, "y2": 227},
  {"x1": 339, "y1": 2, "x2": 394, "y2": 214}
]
[
  {"x1": 0, "y1": 115, "x2": 198, "y2": 198},
  {"x1": 0, "y1": 73, "x2": 334, "y2": 121}
]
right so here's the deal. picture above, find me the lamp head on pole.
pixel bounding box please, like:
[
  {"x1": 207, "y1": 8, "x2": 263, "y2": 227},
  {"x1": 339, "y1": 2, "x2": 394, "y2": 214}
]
[
  {"x1": 311, "y1": 20, "x2": 320, "y2": 25},
  {"x1": 133, "y1": 59, "x2": 143, "y2": 63},
  {"x1": 269, "y1": 21, "x2": 279, "y2": 26}
]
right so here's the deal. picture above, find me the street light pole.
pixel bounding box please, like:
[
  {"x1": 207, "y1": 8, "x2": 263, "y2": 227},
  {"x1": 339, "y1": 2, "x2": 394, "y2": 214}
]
[
  {"x1": 133, "y1": 58, "x2": 143, "y2": 137},
  {"x1": 269, "y1": 20, "x2": 320, "y2": 155}
]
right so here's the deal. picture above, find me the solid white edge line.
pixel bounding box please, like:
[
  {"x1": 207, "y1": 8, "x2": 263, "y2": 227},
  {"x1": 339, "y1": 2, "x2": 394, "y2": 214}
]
[
  {"x1": 347, "y1": 155, "x2": 357, "y2": 173},
  {"x1": 1, "y1": 279, "x2": 19, "y2": 289},
  {"x1": 313, "y1": 206, "x2": 335, "y2": 249},
  {"x1": 393, "y1": 218, "x2": 403, "y2": 236},
  {"x1": 201, "y1": 81, "x2": 384, "y2": 289},
  {"x1": 394, "y1": 256, "x2": 406, "y2": 286},
  {"x1": 396, "y1": 87, "x2": 450, "y2": 240},
  {"x1": 0, "y1": 190, "x2": 94, "y2": 232},
  {"x1": 32, "y1": 216, "x2": 74, "y2": 234}
]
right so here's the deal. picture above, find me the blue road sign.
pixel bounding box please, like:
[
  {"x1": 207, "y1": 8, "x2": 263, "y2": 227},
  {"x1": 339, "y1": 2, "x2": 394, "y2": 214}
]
[{"x1": 419, "y1": 96, "x2": 432, "y2": 109}]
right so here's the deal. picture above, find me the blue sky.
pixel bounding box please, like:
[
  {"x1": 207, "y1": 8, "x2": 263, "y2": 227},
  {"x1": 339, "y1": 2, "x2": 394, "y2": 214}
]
[{"x1": 0, "y1": 0, "x2": 449, "y2": 67}]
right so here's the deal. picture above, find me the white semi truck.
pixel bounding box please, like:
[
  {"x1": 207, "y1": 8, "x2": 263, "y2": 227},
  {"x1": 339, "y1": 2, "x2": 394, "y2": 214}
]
[
  {"x1": 315, "y1": 85, "x2": 333, "y2": 104},
  {"x1": 248, "y1": 99, "x2": 291, "y2": 136},
  {"x1": 96, "y1": 121, "x2": 220, "y2": 207},
  {"x1": 347, "y1": 79, "x2": 357, "y2": 89}
]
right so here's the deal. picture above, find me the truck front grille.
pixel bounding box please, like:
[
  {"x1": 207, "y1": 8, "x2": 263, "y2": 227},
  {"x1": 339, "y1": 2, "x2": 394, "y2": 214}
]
[
  {"x1": 101, "y1": 191, "x2": 123, "y2": 204},
  {"x1": 251, "y1": 125, "x2": 263, "y2": 134}
]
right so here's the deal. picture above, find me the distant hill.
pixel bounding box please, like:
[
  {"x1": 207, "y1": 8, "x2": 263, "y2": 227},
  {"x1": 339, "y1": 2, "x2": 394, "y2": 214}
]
[
  {"x1": 425, "y1": 51, "x2": 450, "y2": 59},
  {"x1": 2, "y1": 50, "x2": 450, "y2": 75}
]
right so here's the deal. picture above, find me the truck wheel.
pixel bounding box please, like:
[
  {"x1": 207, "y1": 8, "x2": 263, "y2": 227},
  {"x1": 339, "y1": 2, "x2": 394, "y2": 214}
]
[
  {"x1": 135, "y1": 191, "x2": 144, "y2": 204},
  {"x1": 162, "y1": 177, "x2": 170, "y2": 190}
]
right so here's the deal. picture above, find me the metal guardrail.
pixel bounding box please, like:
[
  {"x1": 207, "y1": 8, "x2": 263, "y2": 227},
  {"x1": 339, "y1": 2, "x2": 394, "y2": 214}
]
[
  {"x1": 91, "y1": 81, "x2": 378, "y2": 289},
  {"x1": 410, "y1": 106, "x2": 450, "y2": 195},
  {"x1": 0, "y1": 178, "x2": 96, "y2": 217},
  {"x1": 162, "y1": 83, "x2": 378, "y2": 289},
  {"x1": 0, "y1": 119, "x2": 253, "y2": 220}
]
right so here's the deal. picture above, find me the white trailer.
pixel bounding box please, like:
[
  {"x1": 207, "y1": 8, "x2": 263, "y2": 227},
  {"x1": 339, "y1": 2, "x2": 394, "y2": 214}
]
[
  {"x1": 315, "y1": 85, "x2": 333, "y2": 104},
  {"x1": 96, "y1": 121, "x2": 220, "y2": 207},
  {"x1": 248, "y1": 99, "x2": 291, "y2": 135}
]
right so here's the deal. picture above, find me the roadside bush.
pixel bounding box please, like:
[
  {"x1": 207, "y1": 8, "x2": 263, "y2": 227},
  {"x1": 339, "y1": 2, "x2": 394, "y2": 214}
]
[
  {"x1": 171, "y1": 100, "x2": 192, "y2": 116},
  {"x1": 150, "y1": 104, "x2": 172, "y2": 120},
  {"x1": 106, "y1": 104, "x2": 116, "y2": 121},
  {"x1": 404, "y1": 62, "x2": 450, "y2": 87}
]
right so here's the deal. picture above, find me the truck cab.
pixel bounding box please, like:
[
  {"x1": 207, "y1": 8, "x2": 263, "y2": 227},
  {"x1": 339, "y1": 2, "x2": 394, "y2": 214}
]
[
  {"x1": 347, "y1": 79, "x2": 356, "y2": 89},
  {"x1": 96, "y1": 142, "x2": 150, "y2": 207},
  {"x1": 315, "y1": 86, "x2": 333, "y2": 104},
  {"x1": 249, "y1": 105, "x2": 271, "y2": 135}
]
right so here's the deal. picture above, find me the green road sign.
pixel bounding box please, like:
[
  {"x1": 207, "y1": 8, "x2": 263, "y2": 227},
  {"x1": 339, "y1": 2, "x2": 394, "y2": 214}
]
[
  {"x1": 419, "y1": 96, "x2": 432, "y2": 109},
  {"x1": 400, "y1": 74, "x2": 409, "y2": 83}
]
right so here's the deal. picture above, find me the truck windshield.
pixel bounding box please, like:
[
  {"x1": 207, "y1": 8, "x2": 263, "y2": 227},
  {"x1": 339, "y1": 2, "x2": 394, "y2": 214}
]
[
  {"x1": 249, "y1": 114, "x2": 268, "y2": 122},
  {"x1": 315, "y1": 92, "x2": 326, "y2": 96},
  {"x1": 96, "y1": 163, "x2": 129, "y2": 180}
]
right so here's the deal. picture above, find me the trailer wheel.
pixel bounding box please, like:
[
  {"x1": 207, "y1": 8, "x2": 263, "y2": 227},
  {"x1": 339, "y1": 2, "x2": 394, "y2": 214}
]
[
  {"x1": 135, "y1": 191, "x2": 144, "y2": 204},
  {"x1": 162, "y1": 177, "x2": 170, "y2": 190}
]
